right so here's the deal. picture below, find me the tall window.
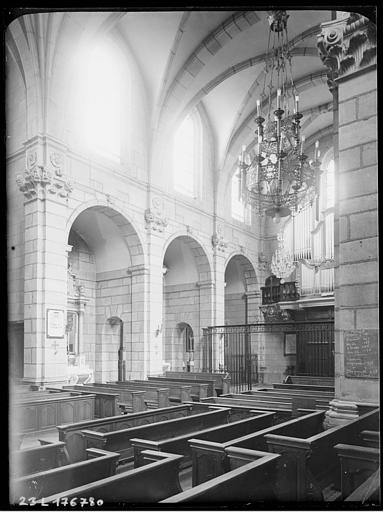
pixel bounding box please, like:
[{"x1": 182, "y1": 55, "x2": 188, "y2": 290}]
[
  {"x1": 325, "y1": 159, "x2": 335, "y2": 209},
  {"x1": 173, "y1": 113, "x2": 201, "y2": 197},
  {"x1": 77, "y1": 42, "x2": 122, "y2": 160},
  {"x1": 231, "y1": 170, "x2": 251, "y2": 224}
]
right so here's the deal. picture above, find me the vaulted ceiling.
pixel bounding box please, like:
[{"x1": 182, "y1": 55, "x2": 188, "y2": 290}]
[{"x1": 7, "y1": 9, "x2": 345, "y2": 173}]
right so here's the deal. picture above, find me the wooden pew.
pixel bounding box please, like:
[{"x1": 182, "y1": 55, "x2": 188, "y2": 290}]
[
  {"x1": 130, "y1": 379, "x2": 192, "y2": 402},
  {"x1": 107, "y1": 381, "x2": 170, "y2": 408},
  {"x1": 147, "y1": 376, "x2": 211, "y2": 400},
  {"x1": 359, "y1": 429, "x2": 380, "y2": 448},
  {"x1": 81, "y1": 407, "x2": 231, "y2": 466},
  {"x1": 182, "y1": 401, "x2": 274, "y2": 422},
  {"x1": 10, "y1": 448, "x2": 120, "y2": 502},
  {"x1": 284, "y1": 375, "x2": 335, "y2": 387},
  {"x1": 264, "y1": 408, "x2": 379, "y2": 501},
  {"x1": 39, "y1": 450, "x2": 183, "y2": 504},
  {"x1": 10, "y1": 442, "x2": 69, "y2": 478},
  {"x1": 48, "y1": 386, "x2": 119, "y2": 418},
  {"x1": 57, "y1": 403, "x2": 207, "y2": 462},
  {"x1": 62, "y1": 384, "x2": 146, "y2": 413},
  {"x1": 200, "y1": 396, "x2": 291, "y2": 421},
  {"x1": 273, "y1": 382, "x2": 335, "y2": 393},
  {"x1": 334, "y1": 443, "x2": 380, "y2": 499},
  {"x1": 164, "y1": 371, "x2": 231, "y2": 395},
  {"x1": 14, "y1": 393, "x2": 96, "y2": 434},
  {"x1": 345, "y1": 468, "x2": 380, "y2": 503},
  {"x1": 161, "y1": 448, "x2": 280, "y2": 503},
  {"x1": 239, "y1": 390, "x2": 332, "y2": 415},
  {"x1": 131, "y1": 411, "x2": 275, "y2": 470},
  {"x1": 188, "y1": 409, "x2": 325, "y2": 492}
]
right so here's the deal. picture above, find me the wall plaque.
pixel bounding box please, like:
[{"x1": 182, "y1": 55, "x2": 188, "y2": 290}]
[
  {"x1": 47, "y1": 309, "x2": 65, "y2": 338},
  {"x1": 344, "y1": 329, "x2": 379, "y2": 379}
]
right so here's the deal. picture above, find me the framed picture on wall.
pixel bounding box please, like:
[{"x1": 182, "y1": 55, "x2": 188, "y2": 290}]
[
  {"x1": 47, "y1": 309, "x2": 65, "y2": 338},
  {"x1": 284, "y1": 332, "x2": 297, "y2": 356}
]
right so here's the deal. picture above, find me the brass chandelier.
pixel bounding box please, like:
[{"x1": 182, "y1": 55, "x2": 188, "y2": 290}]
[{"x1": 238, "y1": 10, "x2": 321, "y2": 223}]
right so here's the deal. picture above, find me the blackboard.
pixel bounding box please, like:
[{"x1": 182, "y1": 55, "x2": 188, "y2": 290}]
[{"x1": 344, "y1": 329, "x2": 379, "y2": 379}]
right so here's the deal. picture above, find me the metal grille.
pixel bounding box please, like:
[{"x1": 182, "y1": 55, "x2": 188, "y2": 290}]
[{"x1": 202, "y1": 320, "x2": 334, "y2": 391}]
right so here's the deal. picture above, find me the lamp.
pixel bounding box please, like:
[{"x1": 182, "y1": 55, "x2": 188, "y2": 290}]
[{"x1": 238, "y1": 10, "x2": 321, "y2": 220}]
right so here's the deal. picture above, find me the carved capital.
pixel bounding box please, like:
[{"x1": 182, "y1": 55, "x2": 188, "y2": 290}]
[
  {"x1": 16, "y1": 165, "x2": 72, "y2": 202},
  {"x1": 212, "y1": 232, "x2": 227, "y2": 252},
  {"x1": 317, "y1": 13, "x2": 376, "y2": 87},
  {"x1": 259, "y1": 303, "x2": 291, "y2": 322},
  {"x1": 144, "y1": 208, "x2": 167, "y2": 233}
]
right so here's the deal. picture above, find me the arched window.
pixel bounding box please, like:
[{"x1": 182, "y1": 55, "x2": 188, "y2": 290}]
[
  {"x1": 173, "y1": 113, "x2": 201, "y2": 197},
  {"x1": 76, "y1": 41, "x2": 123, "y2": 160},
  {"x1": 231, "y1": 170, "x2": 251, "y2": 224}
]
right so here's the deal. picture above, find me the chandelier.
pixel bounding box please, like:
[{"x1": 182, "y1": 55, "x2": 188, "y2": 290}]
[
  {"x1": 270, "y1": 232, "x2": 296, "y2": 281},
  {"x1": 238, "y1": 10, "x2": 321, "y2": 222}
]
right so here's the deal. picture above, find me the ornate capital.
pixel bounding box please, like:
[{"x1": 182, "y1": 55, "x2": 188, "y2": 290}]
[
  {"x1": 16, "y1": 165, "x2": 72, "y2": 201},
  {"x1": 257, "y1": 252, "x2": 269, "y2": 273},
  {"x1": 317, "y1": 13, "x2": 376, "y2": 87},
  {"x1": 212, "y1": 232, "x2": 227, "y2": 252},
  {"x1": 144, "y1": 208, "x2": 167, "y2": 233},
  {"x1": 259, "y1": 303, "x2": 291, "y2": 322}
]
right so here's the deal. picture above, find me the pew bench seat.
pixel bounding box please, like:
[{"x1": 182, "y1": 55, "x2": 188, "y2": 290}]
[
  {"x1": 161, "y1": 448, "x2": 280, "y2": 503},
  {"x1": 38, "y1": 450, "x2": 183, "y2": 504},
  {"x1": 334, "y1": 443, "x2": 380, "y2": 500},
  {"x1": 131, "y1": 411, "x2": 275, "y2": 471},
  {"x1": 10, "y1": 448, "x2": 120, "y2": 502},
  {"x1": 10, "y1": 442, "x2": 69, "y2": 478},
  {"x1": 56, "y1": 403, "x2": 207, "y2": 462}
]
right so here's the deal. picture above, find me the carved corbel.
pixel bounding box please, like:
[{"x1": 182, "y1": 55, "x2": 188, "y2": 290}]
[{"x1": 317, "y1": 13, "x2": 376, "y2": 88}]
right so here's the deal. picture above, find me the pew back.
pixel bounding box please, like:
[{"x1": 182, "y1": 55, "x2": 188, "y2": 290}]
[
  {"x1": 148, "y1": 376, "x2": 212, "y2": 399},
  {"x1": 40, "y1": 451, "x2": 183, "y2": 504},
  {"x1": 131, "y1": 411, "x2": 274, "y2": 470},
  {"x1": 10, "y1": 442, "x2": 69, "y2": 478},
  {"x1": 63, "y1": 384, "x2": 146, "y2": 413},
  {"x1": 57, "y1": 403, "x2": 206, "y2": 462},
  {"x1": 10, "y1": 448, "x2": 120, "y2": 502},
  {"x1": 161, "y1": 449, "x2": 280, "y2": 503},
  {"x1": 82, "y1": 407, "x2": 231, "y2": 464},
  {"x1": 165, "y1": 371, "x2": 230, "y2": 395}
]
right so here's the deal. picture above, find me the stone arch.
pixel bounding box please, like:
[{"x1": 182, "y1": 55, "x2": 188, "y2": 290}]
[
  {"x1": 224, "y1": 253, "x2": 259, "y2": 325},
  {"x1": 66, "y1": 204, "x2": 146, "y2": 382},
  {"x1": 163, "y1": 233, "x2": 213, "y2": 283},
  {"x1": 162, "y1": 234, "x2": 213, "y2": 372}
]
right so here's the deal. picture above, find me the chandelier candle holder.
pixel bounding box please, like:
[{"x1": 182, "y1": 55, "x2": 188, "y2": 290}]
[
  {"x1": 271, "y1": 232, "x2": 296, "y2": 282},
  {"x1": 238, "y1": 10, "x2": 322, "y2": 222}
]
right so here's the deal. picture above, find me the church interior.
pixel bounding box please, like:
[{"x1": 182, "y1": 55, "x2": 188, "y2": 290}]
[{"x1": 7, "y1": 8, "x2": 379, "y2": 506}]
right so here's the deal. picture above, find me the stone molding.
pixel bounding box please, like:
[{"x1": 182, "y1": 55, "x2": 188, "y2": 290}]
[{"x1": 317, "y1": 13, "x2": 376, "y2": 90}]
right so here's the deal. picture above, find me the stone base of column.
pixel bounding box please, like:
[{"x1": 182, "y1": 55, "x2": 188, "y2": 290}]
[
  {"x1": 324, "y1": 399, "x2": 359, "y2": 429},
  {"x1": 20, "y1": 377, "x2": 69, "y2": 389}
]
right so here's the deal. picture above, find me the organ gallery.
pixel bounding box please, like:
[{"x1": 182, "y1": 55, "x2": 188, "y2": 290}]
[{"x1": 6, "y1": 7, "x2": 379, "y2": 506}]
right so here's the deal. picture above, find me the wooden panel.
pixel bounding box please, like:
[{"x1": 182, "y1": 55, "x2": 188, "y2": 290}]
[{"x1": 344, "y1": 329, "x2": 379, "y2": 379}]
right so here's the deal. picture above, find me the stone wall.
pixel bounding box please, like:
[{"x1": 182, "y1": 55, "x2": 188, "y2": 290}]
[{"x1": 336, "y1": 66, "x2": 378, "y2": 404}]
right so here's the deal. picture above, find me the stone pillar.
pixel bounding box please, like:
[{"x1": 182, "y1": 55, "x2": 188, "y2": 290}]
[
  {"x1": 212, "y1": 224, "x2": 227, "y2": 370},
  {"x1": 144, "y1": 197, "x2": 168, "y2": 376},
  {"x1": 16, "y1": 139, "x2": 72, "y2": 386},
  {"x1": 196, "y1": 280, "x2": 215, "y2": 371},
  {"x1": 126, "y1": 264, "x2": 149, "y2": 379},
  {"x1": 317, "y1": 13, "x2": 378, "y2": 425}
]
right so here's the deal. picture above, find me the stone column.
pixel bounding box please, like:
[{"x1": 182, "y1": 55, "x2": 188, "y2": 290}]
[
  {"x1": 196, "y1": 280, "x2": 215, "y2": 371},
  {"x1": 16, "y1": 140, "x2": 72, "y2": 386},
  {"x1": 317, "y1": 13, "x2": 378, "y2": 425},
  {"x1": 211, "y1": 224, "x2": 227, "y2": 370},
  {"x1": 144, "y1": 197, "x2": 168, "y2": 376},
  {"x1": 126, "y1": 264, "x2": 149, "y2": 379}
]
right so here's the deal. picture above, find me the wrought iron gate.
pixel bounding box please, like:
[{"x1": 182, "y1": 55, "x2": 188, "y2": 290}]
[{"x1": 202, "y1": 321, "x2": 334, "y2": 392}]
